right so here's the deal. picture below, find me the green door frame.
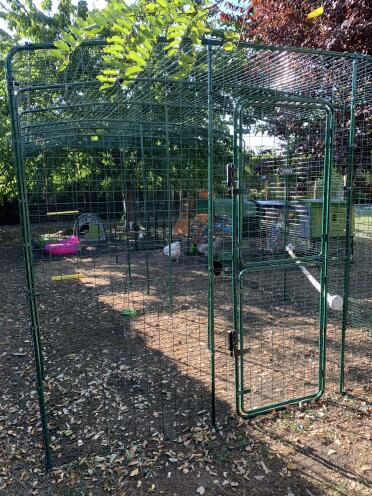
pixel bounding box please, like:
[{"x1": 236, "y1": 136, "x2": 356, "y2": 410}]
[{"x1": 232, "y1": 95, "x2": 334, "y2": 417}]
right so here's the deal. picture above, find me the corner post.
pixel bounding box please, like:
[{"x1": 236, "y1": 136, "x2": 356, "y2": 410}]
[
  {"x1": 5, "y1": 49, "x2": 52, "y2": 470},
  {"x1": 207, "y1": 42, "x2": 216, "y2": 425},
  {"x1": 340, "y1": 59, "x2": 358, "y2": 394}
]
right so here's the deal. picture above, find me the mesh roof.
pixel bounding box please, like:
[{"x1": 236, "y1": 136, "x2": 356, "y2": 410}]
[{"x1": 6, "y1": 39, "x2": 371, "y2": 156}]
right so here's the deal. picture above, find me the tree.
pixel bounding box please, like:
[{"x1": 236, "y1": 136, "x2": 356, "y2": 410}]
[
  {"x1": 0, "y1": 1, "x2": 87, "y2": 205},
  {"x1": 239, "y1": 0, "x2": 372, "y2": 55},
  {"x1": 52, "y1": 0, "x2": 240, "y2": 87},
  {"x1": 234, "y1": 1, "x2": 372, "y2": 196}
]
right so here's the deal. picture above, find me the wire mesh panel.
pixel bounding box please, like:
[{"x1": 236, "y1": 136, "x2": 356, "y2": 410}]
[
  {"x1": 7, "y1": 43, "x2": 226, "y2": 466},
  {"x1": 6, "y1": 40, "x2": 371, "y2": 467},
  {"x1": 341, "y1": 57, "x2": 372, "y2": 396},
  {"x1": 238, "y1": 265, "x2": 322, "y2": 413}
]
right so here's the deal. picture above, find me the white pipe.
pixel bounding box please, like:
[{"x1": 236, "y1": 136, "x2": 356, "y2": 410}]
[{"x1": 286, "y1": 244, "x2": 343, "y2": 311}]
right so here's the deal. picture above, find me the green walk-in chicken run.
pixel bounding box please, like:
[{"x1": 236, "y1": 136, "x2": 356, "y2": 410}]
[{"x1": 6, "y1": 37, "x2": 371, "y2": 469}]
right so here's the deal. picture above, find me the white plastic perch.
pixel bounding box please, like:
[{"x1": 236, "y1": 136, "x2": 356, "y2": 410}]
[{"x1": 286, "y1": 244, "x2": 343, "y2": 311}]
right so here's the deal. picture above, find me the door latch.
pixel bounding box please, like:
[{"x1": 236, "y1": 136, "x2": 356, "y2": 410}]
[
  {"x1": 225, "y1": 163, "x2": 242, "y2": 195},
  {"x1": 228, "y1": 330, "x2": 249, "y2": 358},
  {"x1": 226, "y1": 163, "x2": 236, "y2": 189},
  {"x1": 228, "y1": 330, "x2": 238, "y2": 357}
]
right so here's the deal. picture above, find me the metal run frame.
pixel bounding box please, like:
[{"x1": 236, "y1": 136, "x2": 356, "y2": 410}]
[{"x1": 5, "y1": 39, "x2": 370, "y2": 469}]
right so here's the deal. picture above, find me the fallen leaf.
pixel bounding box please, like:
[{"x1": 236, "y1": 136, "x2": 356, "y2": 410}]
[
  {"x1": 130, "y1": 468, "x2": 139, "y2": 477},
  {"x1": 258, "y1": 460, "x2": 271, "y2": 474},
  {"x1": 196, "y1": 486, "x2": 205, "y2": 495}
]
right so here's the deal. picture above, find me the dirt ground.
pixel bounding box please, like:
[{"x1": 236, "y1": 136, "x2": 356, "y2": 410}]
[{"x1": 0, "y1": 225, "x2": 371, "y2": 496}]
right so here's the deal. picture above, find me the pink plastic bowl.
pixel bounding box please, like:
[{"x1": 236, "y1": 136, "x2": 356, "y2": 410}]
[{"x1": 43, "y1": 235, "x2": 80, "y2": 256}]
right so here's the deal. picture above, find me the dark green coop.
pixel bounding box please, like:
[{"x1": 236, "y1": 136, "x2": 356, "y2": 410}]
[{"x1": 6, "y1": 39, "x2": 371, "y2": 468}]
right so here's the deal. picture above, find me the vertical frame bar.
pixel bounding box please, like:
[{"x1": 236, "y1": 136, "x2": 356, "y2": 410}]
[
  {"x1": 140, "y1": 124, "x2": 150, "y2": 294},
  {"x1": 232, "y1": 104, "x2": 240, "y2": 413},
  {"x1": 207, "y1": 43, "x2": 216, "y2": 424},
  {"x1": 5, "y1": 49, "x2": 52, "y2": 470},
  {"x1": 165, "y1": 107, "x2": 173, "y2": 313},
  {"x1": 339, "y1": 59, "x2": 358, "y2": 394},
  {"x1": 318, "y1": 107, "x2": 334, "y2": 397}
]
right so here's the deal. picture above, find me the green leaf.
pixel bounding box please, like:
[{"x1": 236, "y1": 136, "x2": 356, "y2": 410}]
[
  {"x1": 64, "y1": 34, "x2": 76, "y2": 45},
  {"x1": 127, "y1": 51, "x2": 146, "y2": 66},
  {"x1": 70, "y1": 26, "x2": 83, "y2": 37},
  {"x1": 166, "y1": 48, "x2": 178, "y2": 58},
  {"x1": 97, "y1": 74, "x2": 116, "y2": 83},
  {"x1": 179, "y1": 53, "x2": 194, "y2": 64},
  {"x1": 81, "y1": 23, "x2": 100, "y2": 32},
  {"x1": 157, "y1": 0, "x2": 167, "y2": 8},
  {"x1": 165, "y1": 40, "x2": 180, "y2": 50},
  {"x1": 224, "y1": 30, "x2": 240, "y2": 41},
  {"x1": 103, "y1": 45, "x2": 124, "y2": 57},
  {"x1": 145, "y1": 2, "x2": 156, "y2": 13},
  {"x1": 171, "y1": 70, "x2": 188, "y2": 80},
  {"x1": 54, "y1": 40, "x2": 70, "y2": 51},
  {"x1": 189, "y1": 32, "x2": 201, "y2": 45},
  {"x1": 168, "y1": 25, "x2": 186, "y2": 34},
  {"x1": 124, "y1": 65, "x2": 143, "y2": 76},
  {"x1": 113, "y1": 23, "x2": 130, "y2": 35},
  {"x1": 50, "y1": 49, "x2": 66, "y2": 60},
  {"x1": 100, "y1": 83, "x2": 113, "y2": 90},
  {"x1": 102, "y1": 68, "x2": 119, "y2": 75},
  {"x1": 107, "y1": 35, "x2": 124, "y2": 44}
]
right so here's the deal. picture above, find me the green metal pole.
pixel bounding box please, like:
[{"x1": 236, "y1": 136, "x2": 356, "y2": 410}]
[
  {"x1": 165, "y1": 107, "x2": 173, "y2": 313},
  {"x1": 283, "y1": 137, "x2": 291, "y2": 301},
  {"x1": 232, "y1": 105, "x2": 241, "y2": 413},
  {"x1": 237, "y1": 108, "x2": 245, "y2": 411},
  {"x1": 207, "y1": 44, "x2": 216, "y2": 425},
  {"x1": 122, "y1": 153, "x2": 132, "y2": 279},
  {"x1": 140, "y1": 124, "x2": 150, "y2": 294},
  {"x1": 340, "y1": 59, "x2": 358, "y2": 394},
  {"x1": 6, "y1": 54, "x2": 52, "y2": 470},
  {"x1": 318, "y1": 108, "x2": 334, "y2": 397}
]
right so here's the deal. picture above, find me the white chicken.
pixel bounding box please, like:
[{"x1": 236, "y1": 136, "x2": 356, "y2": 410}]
[{"x1": 163, "y1": 241, "x2": 181, "y2": 262}]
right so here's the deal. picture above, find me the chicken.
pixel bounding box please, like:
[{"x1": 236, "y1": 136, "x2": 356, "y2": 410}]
[
  {"x1": 196, "y1": 241, "x2": 208, "y2": 256},
  {"x1": 163, "y1": 240, "x2": 181, "y2": 262},
  {"x1": 195, "y1": 237, "x2": 223, "y2": 276},
  {"x1": 196, "y1": 236, "x2": 222, "y2": 256}
]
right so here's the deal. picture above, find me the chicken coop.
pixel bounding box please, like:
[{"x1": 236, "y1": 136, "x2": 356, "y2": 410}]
[{"x1": 6, "y1": 39, "x2": 371, "y2": 468}]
